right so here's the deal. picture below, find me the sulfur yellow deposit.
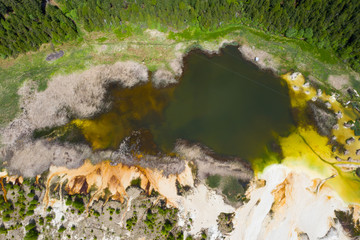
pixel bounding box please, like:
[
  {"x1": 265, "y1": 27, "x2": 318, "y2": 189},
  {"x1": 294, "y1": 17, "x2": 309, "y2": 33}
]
[{"x1": 278, "y1": 72, "x2": 360, "y2": 204}]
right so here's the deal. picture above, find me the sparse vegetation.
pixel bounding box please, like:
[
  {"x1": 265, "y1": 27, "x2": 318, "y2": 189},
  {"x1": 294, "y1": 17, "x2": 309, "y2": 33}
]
[{"x1": 0, "y1": 176, "x2": 188, "y2": 239}]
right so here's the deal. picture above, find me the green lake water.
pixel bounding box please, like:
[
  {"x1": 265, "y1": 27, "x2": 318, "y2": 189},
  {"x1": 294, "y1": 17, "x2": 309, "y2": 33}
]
[
  {"x1": 149, "y1": 46, "x2": 294, "y2": 160},
  {"x1": 69, "y1": 46, "x2": 294, "y2": 161}
]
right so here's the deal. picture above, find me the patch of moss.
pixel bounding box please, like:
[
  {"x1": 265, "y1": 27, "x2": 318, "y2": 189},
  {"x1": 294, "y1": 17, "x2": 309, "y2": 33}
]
[
  {"x1": 222, "y1": 176, "x2": 245, "y2": 202},
  {"x1": 130, "y1": 178, "x2": 141, "y2": 188},
  {"x1": 206, "y1": 174, "x2": 221, "y2": 188}
]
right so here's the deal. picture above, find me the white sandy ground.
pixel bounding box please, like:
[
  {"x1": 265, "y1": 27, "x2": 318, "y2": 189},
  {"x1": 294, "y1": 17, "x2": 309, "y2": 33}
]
[
  {"x1": 177, "y1": 184, "x2": 235, "y2": 238},
  {"x1": 167, "y1": 163, "x2": 352, "y2": 240},
  {"x1": 238, "y1": 45, "x2": 279, "y2": 73},
  {"x1": 3, "y1": 161, "x2": 353, "y2": 240},
  {"x1": 327, "y1": 75, "x2": 350, "y2": 90},
  {"x1": 229, "y1": 165, "x2": 350, "y2": 240}
]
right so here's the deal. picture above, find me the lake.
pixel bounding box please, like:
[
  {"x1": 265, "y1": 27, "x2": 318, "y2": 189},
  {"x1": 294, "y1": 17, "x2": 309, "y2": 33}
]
[{"x1": 74, "y1": 46, "x2": 294, "y2": 161}]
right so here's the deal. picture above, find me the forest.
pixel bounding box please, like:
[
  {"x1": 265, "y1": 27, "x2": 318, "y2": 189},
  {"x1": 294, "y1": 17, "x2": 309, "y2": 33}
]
[{"x1": 0, "y1": 0, "x2": 359, "y2": 72}]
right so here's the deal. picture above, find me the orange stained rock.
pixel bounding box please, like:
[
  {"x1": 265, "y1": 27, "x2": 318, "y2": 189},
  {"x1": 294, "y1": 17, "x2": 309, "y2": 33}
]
[
  {"x1": 35, "y1": 175, "x2": 41, "y2": 185},
  {"x1": 0, "y1": 177, "x2": 7, "y2": 203},
  {"x1": 4, "y1": 174, "x2": 23, "y2": 186},
  {"x1": 44, "y1": 159, "x2": 194, "y2": 208},
  {"x1": 309, "y1": 179, "x2": 321, "y2": 192},
  {"x1": 271, "y1": 175, "x2": 292, "y2": 211},
  {"x1": 255, "y1": 179, "x2": 266, "y2": 188},
  {"x1": 0, "y1": 170, "x2": 27, "y2": 203},
  {"x1": 351, "y1": 204, "x2": 360, "y2": 225}
]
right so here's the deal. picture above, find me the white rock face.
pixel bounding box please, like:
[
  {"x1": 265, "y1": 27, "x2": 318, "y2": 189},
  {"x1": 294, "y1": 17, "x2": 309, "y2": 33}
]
[
  {"x1": 229, "y1": 165, "x2": 349, "y2": 240},
  {"x1": 177, "y1": 184, "x2": 234, "y2": 238}
]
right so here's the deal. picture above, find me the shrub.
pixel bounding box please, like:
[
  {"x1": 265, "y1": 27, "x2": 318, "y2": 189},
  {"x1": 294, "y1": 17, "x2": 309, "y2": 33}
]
[
  {"x1": 130, "y1": 178, "x2": 141, "y2": 187},
  {"x1": 25, "y1": 222, "x2": 36, "y2": 231},
  {"x1": 161, "y1": 220, "x2": 173, "y2": 236},
  {"x1": 24, "y1": 228, "x2": 39, "y2": 240},
  {"x1": 144, "y1": 210, "x2": 156, "y2": 230},
  {"x1": 2, "y1": 214, "x2": 11, "y2": 222},
  {"x1": 126, "y1": 213, "x2": 138, "y2": 231},
  {"x1": 27, "y1": 191, "x2": 36, "y2": 198},
  {"x1": 45, "y1": 214, "x2": 54, "y2": 222},
  {"x1": 39, "y1": 217, "x2": 44, "y2": 226},
  {"x1": 93, "y1": 211, "x2": 100, "y2": 217},
  {"x1": 28, "y1": 204, "x2": 37, "y2": 211},
  {"x1": 0, "y1": 225, "x2": 7, "y2": 234},
  {"x1": 285, "y1": 28, "x2": 298, "y2": 38},
  {"x1": 26, "y1": 210, "x2": 35, "y2": 216},
  {"x1": 72, "y1": 196, "x2": 85, "y2": 213},
  {"x1": 65, "y1": 197, "x2": 72, "y2": 206},
  {"x1": 58, "y1": 225, "x2": 66, "y2": 233}
]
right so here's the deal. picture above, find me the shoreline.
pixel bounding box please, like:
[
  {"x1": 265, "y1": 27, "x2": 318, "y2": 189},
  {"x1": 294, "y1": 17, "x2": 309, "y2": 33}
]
[
  {"x1": 1, "y1": 26, "x2": 359, "y2": 127},
  {"x1": 2, "y1": 39, "x2": 358, "y2": 239},
  {"x1": 0, "y1": 33, "x2": 355, "y2": 180},
  {"x1": 0, "y1": 40, "x2": 261, "y2": 178}
]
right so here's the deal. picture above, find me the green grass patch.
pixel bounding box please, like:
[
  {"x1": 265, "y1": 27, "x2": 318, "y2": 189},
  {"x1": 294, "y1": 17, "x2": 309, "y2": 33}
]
[
  {"x1": 0, "y1": 22, "x2": 357, "y2": 129},
  {"x1": 130, "y1": 178, "x2": 141, "y2": 187},
  {"x1": 96, "y1": 37, "x2": 108, "y2": 43},
  {"x1": 351, "y1": 120, "x2": 360, "y2": 136},
  {"x1": 113, "y1": 24, "x2": 143, "y2": 40},
  {"x1": 169, "y1": 24, "x2": 243, "y2": 41},
  {"x1": 222, "y1": 176, "x2": 244, "y2": 202},
  {"x1": 0, "y1": 45, "x2": 93, "y2": 126},
  {"x1": 206, "y1": 174, "x2": 221, "y2": 188},
  {"x1": 231, "y1": 25, "x2": 349, "y2": 84}
]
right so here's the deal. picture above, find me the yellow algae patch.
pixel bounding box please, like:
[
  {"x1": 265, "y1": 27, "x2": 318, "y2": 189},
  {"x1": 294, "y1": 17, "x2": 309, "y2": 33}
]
[
  {"x1": 279, "y1": 129, "x2": 360, "y2": 203},
  {"x1": 44, "y1": 160, "x2": 194, "y2": 208},
  {"x1": 71, "y1": 82, "x2": 175, "y2": 150},
  {"x1": 273, "y1": 72, "x2": 360, "y2": 204},
  {"x1": 282, "y1": 72, "x2": 316, "y2": 108},
  {"x1": 280, "y1": 129, "x2": 335, "y2": 177}
]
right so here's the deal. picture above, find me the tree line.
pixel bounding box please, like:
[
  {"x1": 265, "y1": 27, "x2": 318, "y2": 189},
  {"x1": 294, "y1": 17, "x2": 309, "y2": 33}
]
[
  {"x1": 0, "y1": 0, "x2": 77, "y2": 57},
  {"x1": 0, "y1": 0, "x2": 359, "y2": 72}
]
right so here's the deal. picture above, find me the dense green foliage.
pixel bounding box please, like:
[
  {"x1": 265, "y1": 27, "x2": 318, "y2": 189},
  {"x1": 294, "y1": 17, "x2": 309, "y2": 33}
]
[
  {"x1": 0, "y1": 0, "x2": 359, "y2": 72},
  {"x1": 0, "y1": 0, "x2": 77, "y2": 58},
  {"x1": 243, "y1": 0, "x2": 360, "y2": 72}
]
